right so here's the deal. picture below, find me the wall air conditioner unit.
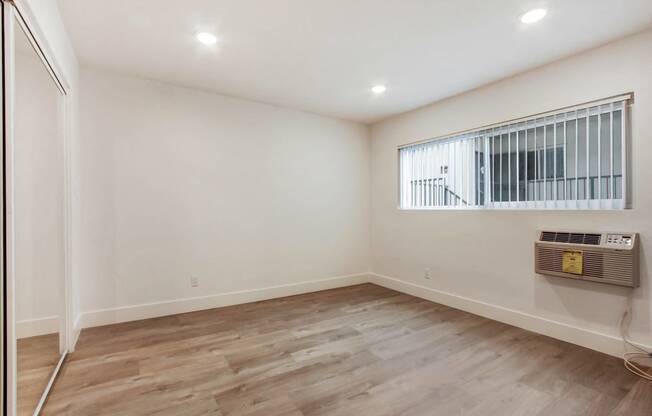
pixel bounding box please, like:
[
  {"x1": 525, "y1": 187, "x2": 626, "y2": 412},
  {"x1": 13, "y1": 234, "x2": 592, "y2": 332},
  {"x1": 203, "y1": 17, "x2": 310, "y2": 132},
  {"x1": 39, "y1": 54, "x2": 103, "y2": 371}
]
[{"x1": 535, "y1": 231, "x2": 639, "y2": 288}]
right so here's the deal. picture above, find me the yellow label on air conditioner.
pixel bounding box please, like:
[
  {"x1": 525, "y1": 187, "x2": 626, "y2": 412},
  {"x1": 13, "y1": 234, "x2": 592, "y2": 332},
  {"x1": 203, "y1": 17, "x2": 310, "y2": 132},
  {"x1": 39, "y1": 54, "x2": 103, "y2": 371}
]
[{"x1": 562, "y1": 250, "x2": 583, "y2": 275}]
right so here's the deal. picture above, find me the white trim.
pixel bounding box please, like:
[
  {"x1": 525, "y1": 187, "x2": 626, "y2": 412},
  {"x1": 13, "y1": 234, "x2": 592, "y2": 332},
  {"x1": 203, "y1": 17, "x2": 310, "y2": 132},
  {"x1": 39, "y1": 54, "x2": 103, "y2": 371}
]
[
  {"x1": 15, "y1": 316, "x2": 58, "y2": 339},
  {"x1": 32, "y1": 351, "x2": 66, "y2": 416},
  {"x1": 4, "y1": 8, "x2": 18, "y2": 413},
  {"x1": 397, "y1": 202, "x2": 626, "y2": 211},
  {"x1": 72, "y1": 271, "x2": 646, "y2": 362},
  {"x1": 80, "y1": 273, "x2": 370, "y2": 329},
  {"x1": 369, "y1": 272, "x2": 651, "y2": 358},
  {"x1": 61, "y1": 56, "x2": 74, "y2": 354}
]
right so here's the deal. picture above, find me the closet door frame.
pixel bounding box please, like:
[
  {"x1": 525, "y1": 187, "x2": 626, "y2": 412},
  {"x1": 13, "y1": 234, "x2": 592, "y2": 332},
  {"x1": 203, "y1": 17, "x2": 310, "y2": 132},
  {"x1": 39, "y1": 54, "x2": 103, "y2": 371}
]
[{"x1": 2, "y1": 1, "x2": 73, "y2": 414}]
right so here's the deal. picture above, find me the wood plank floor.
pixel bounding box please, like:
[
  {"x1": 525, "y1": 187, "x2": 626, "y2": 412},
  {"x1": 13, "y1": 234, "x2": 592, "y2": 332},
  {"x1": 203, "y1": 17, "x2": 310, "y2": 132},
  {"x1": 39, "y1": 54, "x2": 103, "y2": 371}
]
[
  {"x1": 18, "y1": 333, "x2": 60, "y2": 416},
  {"x1": 43, "y1": 284, "x2": 651, "y2": 415}
]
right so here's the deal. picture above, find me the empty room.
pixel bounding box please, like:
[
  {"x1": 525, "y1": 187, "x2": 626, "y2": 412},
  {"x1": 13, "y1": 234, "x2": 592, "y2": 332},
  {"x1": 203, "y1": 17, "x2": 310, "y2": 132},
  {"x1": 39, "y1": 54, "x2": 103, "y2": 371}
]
[{"x1": 2, "y1": 0, "x2": 652, "y2": 415}]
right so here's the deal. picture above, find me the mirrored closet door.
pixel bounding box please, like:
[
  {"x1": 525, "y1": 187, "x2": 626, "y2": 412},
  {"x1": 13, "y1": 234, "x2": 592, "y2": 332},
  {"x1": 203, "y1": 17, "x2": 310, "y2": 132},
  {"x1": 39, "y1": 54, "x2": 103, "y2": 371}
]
[{"x1": 12, "y1": 11, "x2": 66, "y2": 416}]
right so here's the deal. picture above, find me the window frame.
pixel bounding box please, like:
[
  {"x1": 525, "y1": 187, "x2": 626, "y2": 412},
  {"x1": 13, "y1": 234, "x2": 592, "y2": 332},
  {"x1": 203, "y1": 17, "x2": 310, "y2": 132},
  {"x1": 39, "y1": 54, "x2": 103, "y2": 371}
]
[{"x1": 397, "y1": 94, "x2": 632, "y2": 211}]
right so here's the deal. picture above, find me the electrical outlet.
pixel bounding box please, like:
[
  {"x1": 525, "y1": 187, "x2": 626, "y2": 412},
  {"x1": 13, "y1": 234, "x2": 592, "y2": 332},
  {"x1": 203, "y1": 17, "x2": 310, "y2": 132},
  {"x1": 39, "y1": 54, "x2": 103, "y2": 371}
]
[
  {"x1": 190, "y1": 276, "x2": 199, "y2": 287},
  {"x1": 423, "y1": 268, "x2": 431, "y2": 280}
]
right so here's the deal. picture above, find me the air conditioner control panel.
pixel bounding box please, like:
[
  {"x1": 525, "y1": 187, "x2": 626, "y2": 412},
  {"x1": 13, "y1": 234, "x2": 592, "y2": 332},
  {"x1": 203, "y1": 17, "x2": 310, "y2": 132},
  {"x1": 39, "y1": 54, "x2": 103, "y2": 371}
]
[{"x1": 606, "y1": 234, "x2": 633, "y2": 248}]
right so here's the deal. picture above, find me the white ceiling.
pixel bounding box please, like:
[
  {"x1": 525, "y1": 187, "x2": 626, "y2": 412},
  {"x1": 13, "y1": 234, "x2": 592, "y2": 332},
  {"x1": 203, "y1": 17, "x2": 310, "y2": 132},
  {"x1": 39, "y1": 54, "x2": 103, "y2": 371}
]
[{"x1": 57, "y1": 0, "x2": 652, "y2": 123}]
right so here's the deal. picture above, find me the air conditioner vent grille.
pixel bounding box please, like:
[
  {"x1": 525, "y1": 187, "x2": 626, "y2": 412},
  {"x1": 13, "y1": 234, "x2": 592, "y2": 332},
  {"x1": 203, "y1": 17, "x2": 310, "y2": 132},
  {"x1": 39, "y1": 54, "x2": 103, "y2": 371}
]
[
  {"x1": 555, "y1": 232, "x2": 570, "y2": 243},
  {"x1": 582, "y1": 234, "x2": 601, "y2": 245},
  {"x1": 539, "y1": 231, "x2": 601, "y2": 245},
  {"x1": 569, "y1": 233, "x2": 584, "y2": 244},
  {"x1": 541, "y1": 232, "x2": 556, "y2": 242}
]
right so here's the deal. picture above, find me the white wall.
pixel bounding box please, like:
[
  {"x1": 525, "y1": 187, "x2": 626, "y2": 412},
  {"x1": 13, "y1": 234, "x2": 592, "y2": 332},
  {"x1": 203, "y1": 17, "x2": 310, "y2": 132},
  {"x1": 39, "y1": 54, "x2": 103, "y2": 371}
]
[
  {"x1": 79, "y1": 69, "x2": 370, "y2": 321},
  {"x1": 370, "y1": 29, "x2": 652, "y2": 355}
]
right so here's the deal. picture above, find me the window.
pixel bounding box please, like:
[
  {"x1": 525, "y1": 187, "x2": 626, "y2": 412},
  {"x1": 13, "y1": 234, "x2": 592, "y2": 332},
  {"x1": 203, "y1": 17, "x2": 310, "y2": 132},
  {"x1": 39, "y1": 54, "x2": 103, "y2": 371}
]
[{"x1": 399, "y1": 95, "x2": 630, "y2": 209}]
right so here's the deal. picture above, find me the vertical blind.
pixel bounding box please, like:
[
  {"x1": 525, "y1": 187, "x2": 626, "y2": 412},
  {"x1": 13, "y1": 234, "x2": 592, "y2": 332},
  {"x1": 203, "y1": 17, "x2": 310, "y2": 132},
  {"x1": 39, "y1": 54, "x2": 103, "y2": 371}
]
[{"x1": 399, "y1": 96, "x2": 629, "y2": 209}]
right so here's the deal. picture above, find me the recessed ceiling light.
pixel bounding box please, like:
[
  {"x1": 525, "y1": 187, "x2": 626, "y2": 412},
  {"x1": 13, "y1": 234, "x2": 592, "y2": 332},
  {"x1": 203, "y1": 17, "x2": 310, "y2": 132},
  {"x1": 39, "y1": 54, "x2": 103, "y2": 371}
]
[
  {"x1": 371, "y1": 85, "x2": 387, "y2": 95},
  {"x1": 520, "y1": 8, "x2": 547, "y2": 24},
  {"x1": 196, "y1": 32, "x2": 218, "y2": 46}
]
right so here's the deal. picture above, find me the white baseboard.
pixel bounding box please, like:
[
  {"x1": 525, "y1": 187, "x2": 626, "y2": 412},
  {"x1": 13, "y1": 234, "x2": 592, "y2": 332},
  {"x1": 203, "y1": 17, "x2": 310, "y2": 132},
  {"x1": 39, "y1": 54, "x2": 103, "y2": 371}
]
[
  {"x1": 16, "y1": 316, "x2": 58, "y2": 339},
  {"x1": 76, "y1": 271, "x2": 648, "y2": 359},
  {"x1": 370, "y1": 272, "x2": 651, "y2": 358},
  {"x1": 80, "y1": 273, "x2": 370, "y2": 329}
]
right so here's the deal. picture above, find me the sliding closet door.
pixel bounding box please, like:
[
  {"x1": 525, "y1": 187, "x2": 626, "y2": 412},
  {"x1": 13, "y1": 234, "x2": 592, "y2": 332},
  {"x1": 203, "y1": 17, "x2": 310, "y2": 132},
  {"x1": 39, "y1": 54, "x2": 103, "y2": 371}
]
[
  {"x1": 14, "y1": 21, "x2": 64, "y2": 415},
  {"x1": 4, "y1": 3, "x2": 68, "y2": 415}
]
